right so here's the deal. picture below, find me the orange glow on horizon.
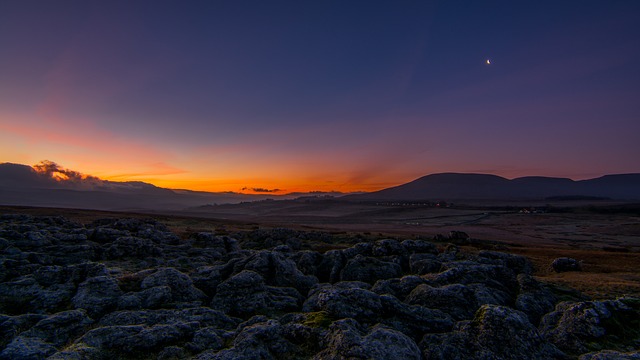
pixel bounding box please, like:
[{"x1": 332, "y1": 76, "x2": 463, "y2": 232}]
[{"x1": 117, "y1": 176, "x2": 390, "y2": 194}]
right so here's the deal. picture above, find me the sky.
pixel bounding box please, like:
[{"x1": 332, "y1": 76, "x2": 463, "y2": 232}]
[{"x1": 1, "y1": 1, "x2": 639, "y2": 193}]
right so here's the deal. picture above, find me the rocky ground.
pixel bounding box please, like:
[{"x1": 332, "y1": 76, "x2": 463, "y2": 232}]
[{"x1": 0, "y1": 214, "x2": 638, "y2": 360}]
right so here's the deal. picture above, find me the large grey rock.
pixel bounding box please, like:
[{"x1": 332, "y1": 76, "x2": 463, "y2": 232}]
[
  {"x1": 303, "y1": 284, "x2": 384, "y2": 323},
  {"x1": 515, "y1": 274, "x2": 558, "y2": 325},
  {"x1": 140, "y1": 267, "x2": 207, "y2": 303},
  {"x1": 0, "y1": 336, "x2": 56, "y2": 360},
  {"x1": 539, "y1": 298, "x2": 640, "y2": 356},
  {"x1": 185, "y1": 326, "x2": 225, "y2": 353},
  {"x1": 552, "y1": 257, "x2": 582, "y2": 272},
  {"x1": 0, "y1": 314, "x2": 47, "y2": 349},
  {"x1": 401, "y1": 239, "x2": 439, "y2": 255},
  {"x1": 192, "y1": 232, "x2": 239, "y2": 254},
  {"x1": 316, "y1": 250, "x2": 345, "y2": 283},
  {"x1": 378, "y1": 294, "x2": 453, "y2": 337},
  {"x1": 292, "y1": 250, "x2": 324, "y2": 277},
  {"x1": 372, "y1": 239, "x2": 405, "y2": 257},
  {"x1": 72, "y1": 276, "x2": 123, "y2": 317},
  {"x1": 426, "y1": 261, "x2": 518, "y2": 292},
  {"x1": 191, "y1": 265, "x2": 225, "y2": 297},
  {"x1": 371, "y1": 275, "x2": 426, "y2": 299},
  {"x1": 340, "y1": 242, "x2": 373, "y2": 259},
  {"x1": 409, "y1": 253, "x2": 442, "y2": 275},
  {"x1": 20, "y1": 309, "x2": 93, "y2": 347},
  {"x1": 0, "y1": 276, "x2": 44, "y2": 314},
  {"x1": 211, "y1": 270, "x2": 301, "y2": 317},
  {"x1": 406, "y1": 283, "x2": 479, "y2": 320},
  {"x1": 104, "y1": 236, "x2": 161, "y2": 259},
  {"x1": 579, "y1": 350, "x2": 640, "y2": 359},
  {"x1": 99, "y1": 307, "x2": 239, "y2": 330},
  {"x1": 478, "y1": 250, "x2": 533, "y2": 274},
  {"x1": 237, "y1": 250, "x2": 318, "y2": 295},
  {"x1": 76, "y1": 322, "x2": 197, "y2": 355},
  {"x1": 340, "y1": 255, "x2": 402, "y2": 284},
  {"x1": 314, "y1": 319, "x2": 422, "y2": 360},
  {"x1": 195, "y1": 320, "x2": 308, "y2": 360},
  {"x1": 35, "y1": 262, "x2": 108, "y2": 287},
  {"x1": 421, "y1": 305, "x2": 564, "y2": 360},
  {"x1": 303, "y1": 282, "x2": 452, "y2": 337}
]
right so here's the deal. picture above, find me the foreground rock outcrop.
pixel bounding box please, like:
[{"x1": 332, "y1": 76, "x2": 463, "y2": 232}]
[{"x1": 0, "y1": 214, "x2": 638, "y2": 359}]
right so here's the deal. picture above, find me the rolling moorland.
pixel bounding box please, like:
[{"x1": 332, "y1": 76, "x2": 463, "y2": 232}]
[{"x1": 1, "y1": 163, "x2": 639, "y2": 359}]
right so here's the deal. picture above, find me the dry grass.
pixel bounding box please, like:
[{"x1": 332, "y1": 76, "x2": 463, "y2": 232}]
[{"x1": 507, "y1": 246, "x2": 640, "y2": 299}]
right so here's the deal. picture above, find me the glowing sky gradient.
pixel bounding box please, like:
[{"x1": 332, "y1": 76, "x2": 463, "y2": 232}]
[{"x1": 1, "y1": 1, "x2": 639, "y2": 193}]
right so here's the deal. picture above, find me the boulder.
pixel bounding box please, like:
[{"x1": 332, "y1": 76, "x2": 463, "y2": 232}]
[
  {"x1": 401, "y1": 239, "x2": 439, "y2": 255},
  {"x1": 303, "y1": 281, "x2": 453, "y2": 338},
  {"x1": 539, "y1": 298, "x2": 640, "y2": 356},
  {"x1": 104, "y1": 236, "x2": 161, "y2": 260},
  {"x1": 292, "y1": 250, "x2": 324, "y2": 277},
  {"x1": 195, "y1": 320, "x2": 308, "y2": 359},
  {"x1": 185, "y1": 326, "x2": 225, "y2": 353},
  {"x1": 551, "y1": 257, "x2": 582, "y2": 272},
  {"x1": 372, "y1": 239, "x2": 405, "y2": 257},
  {"x1": 0, "y1": 313, "x2": 47, "y2": 349},
  {"x1": 478, "y1": 250, "x2": 533, "y2": 274},
  {"x1": 378, "y1": 294, "x2": 454, "y2": 337},
  {"x1": 140, "y1": 267, "x2": 207, "y2": 303},
  {"x1": 316, "y1": 319, "x2": 422, "y2": 360},
  {"x1": 158, "y1": 346, "x2": 188, "y2": 360},
  {"x1": 579, "y1": 350, "x2": 640, "y2": 359},
  {"x1": 20, "y1": 309, "x2": 93, "y2": 347},
  {"x1": 303, "y1": 284, "x2": 384, "y2": 323},
  {"x1": 234, "y1": 250, "x2": 318, "y2": 295},
  {"x1": 340, "y1": 242, "x2": 373, "y2": 259},
  {"x1": 76, "y1": 323, "x2": 195, "y2": 354},
  {"x1": 0, "y1": 336, "x2": 57, "y2": 360},
  {"x1": 316, "y1": 250, "x2": 345, "y2": 283},
  {"x1": 406, "y1": 284, "x2": 479, "y2": 320},
  {"x1": 340, "y1": 255, "x2": 402, "y2": 284},
  {"x1": 421, "y1": 305, "x2": 564, "y2": 359},
  {"x1": 99, "y1": 307, "x2": 239, "y2": 330},
  {"x1": 371, "y1": 275, "x2": 426, "y2": 299},
  {"x1": 515, "y1": 274, "x2": 558, "y2": 325},
  {"x1": 72, "y1": 276, "x2": 123, "y2": 318},
  {"x1": 426, "y1": 261, "x2": 518, "y2": 298},
  {"x1": 192, "y1": 232, "x2": 239, "y2": 255},
  {"x1": 190, "y1": 265, "x2": 225, "y2": 297},
  {"x1": 0, "y1": 276, "x2": 44, "y2": 314},
  {"x1": 409, "y1": 253, "x2": 442, "y2": 275},
  {"x1": 211, "y1": 270, "x2": 301, "y2": 317}
]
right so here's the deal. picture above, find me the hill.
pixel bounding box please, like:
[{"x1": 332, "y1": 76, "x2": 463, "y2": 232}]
[
  {"x1": 0, "y1": 162, "x2": 303, "y2": 211},
  {"x1": 345, "y1": 173, "x2": 640, "y2": 201}
]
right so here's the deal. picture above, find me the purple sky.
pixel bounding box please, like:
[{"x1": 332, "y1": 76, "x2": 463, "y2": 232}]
[{"x1": 1, "y1": 1, "x2": 639, "y2": 192}]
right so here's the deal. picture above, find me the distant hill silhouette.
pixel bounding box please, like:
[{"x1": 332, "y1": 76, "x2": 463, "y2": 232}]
[
  {"x1": 3, "y1": 163, "x2": 639, "y2": 210},
  {"x1": 344, "y1": 173, "x2": 640, "y2": 201},
  {"x1": 0, "y1": 162, "x2": 315, "y2": 211}
]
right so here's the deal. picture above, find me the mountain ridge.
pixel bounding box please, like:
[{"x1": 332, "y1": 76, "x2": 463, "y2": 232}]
[
  {"x1": 344, "y1": 172, "x2": 640, "y2": 201},
  {"x1": 2, "y1": 163, "x2": 640, "y2": 210},
  {"x1": 0, "y1": 162, "x2": 343, "y2": 210}
]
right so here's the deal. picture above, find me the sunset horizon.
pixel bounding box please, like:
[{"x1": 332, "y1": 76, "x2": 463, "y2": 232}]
[
  {"x1": 2, "y1": 159, "x2": 638, "y2": 196},
  {"x1": 1, "y1": 1, "x2": 638, "y2": 194}
]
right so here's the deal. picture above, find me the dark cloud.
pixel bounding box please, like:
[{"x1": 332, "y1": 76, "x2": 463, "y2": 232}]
[
  {"x1": 32, "y1": 160, "x2": 104, "y2": 189},
  {"x1": 241, "y1": 187, "x2": 282, "y2": 193},
  {"x1": 32, "y1": 160, "x2": 99, "y2": 182}
]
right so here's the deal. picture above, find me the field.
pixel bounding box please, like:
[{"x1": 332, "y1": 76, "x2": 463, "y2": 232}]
[{"x1": 3, "y1": 199, "x2": 639, "y2": 300}]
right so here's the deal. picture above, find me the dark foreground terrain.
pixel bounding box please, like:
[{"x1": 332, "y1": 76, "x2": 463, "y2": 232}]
[{"x1": 1, "y1": 210, "x2": 639, "y2": 359}]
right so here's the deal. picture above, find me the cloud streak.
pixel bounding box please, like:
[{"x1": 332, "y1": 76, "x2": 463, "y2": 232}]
[{"x1": 241, "y1": 187, "x2": 282, "y2": 193}]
